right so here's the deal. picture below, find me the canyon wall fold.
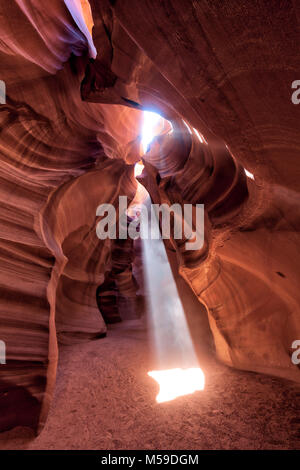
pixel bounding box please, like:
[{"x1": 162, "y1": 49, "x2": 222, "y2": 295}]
[{"x1": 0, "y1": 0, "x2": 299, "y2": 434}]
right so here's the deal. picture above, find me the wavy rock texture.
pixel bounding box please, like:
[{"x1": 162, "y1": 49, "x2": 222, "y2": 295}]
[
  {"x1": 85, "y1": 0, "x2": 300, "y2": 382},
  {"x1": 0, "y1": 0, "x2": 299, "y2": 434},
  {"x1": 0, "y1": 0, "x2": 140, "y2": 433},
  {"x1": 140, "y1": 130, "x2": 300, "y2": 383}
]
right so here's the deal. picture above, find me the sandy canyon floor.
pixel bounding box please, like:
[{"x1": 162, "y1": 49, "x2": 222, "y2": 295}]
[{"x1": 0, "y1": 319, "x2": 299, "y2": 450}]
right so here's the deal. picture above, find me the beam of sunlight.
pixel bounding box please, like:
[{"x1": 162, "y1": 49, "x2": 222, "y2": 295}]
[
  {"x1": 140, "y1": 197, "x2": 205, "y2": 403},
  {"x1": 141, "y1": 111, "x2": 162, "y2": 153}
]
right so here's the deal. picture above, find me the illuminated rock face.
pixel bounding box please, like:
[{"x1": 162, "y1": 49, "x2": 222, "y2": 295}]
[{"x1": 0, "y1": 0, "x2": 299, "y2": 433}]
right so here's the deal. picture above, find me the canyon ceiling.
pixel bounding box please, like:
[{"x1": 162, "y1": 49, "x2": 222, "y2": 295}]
[{"x1": 0, "y1": 0, "x2": 299, "y2": 434}]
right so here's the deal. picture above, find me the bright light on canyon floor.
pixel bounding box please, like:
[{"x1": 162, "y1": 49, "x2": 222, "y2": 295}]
[
  {"x1": 143, "y1": 209, "x2": 206, "y2": 403},
  {"x1": 138, "y1": 111, "x2": 206, "y2": 404},
  {"x1": 148, "y1": 368, "x2": 205, "y2": 403}
]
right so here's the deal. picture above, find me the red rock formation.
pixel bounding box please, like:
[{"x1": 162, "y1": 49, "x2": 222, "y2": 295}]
[
  {"x1": 0, "y1": 0, "x2": 299, "y2": 434},
  {"x1": 0, "y1": 0, "x2": 139, "y2": 433}
]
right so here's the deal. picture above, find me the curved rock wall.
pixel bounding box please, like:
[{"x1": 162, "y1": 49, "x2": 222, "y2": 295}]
[
  {"x1": 140, "y1": 129, "x2": 300, "y2": 383},
  {"x1": 0, "y1": 0, "x2": 139, "y2": 433},
  {"x1": 0, "y1": 0, "x2": 299, "y2": 434},
  {"x1": 85, "y1": 0, "x2": 300, "y2": 382}
]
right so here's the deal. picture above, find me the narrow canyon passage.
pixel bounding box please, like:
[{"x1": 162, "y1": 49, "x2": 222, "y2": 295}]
[
  {"x1": 0, "y1": 0, "x2": 300, "y2": 450},
  {"x1": 0, "y1": 319, "x2": 299, "y2": 450}
]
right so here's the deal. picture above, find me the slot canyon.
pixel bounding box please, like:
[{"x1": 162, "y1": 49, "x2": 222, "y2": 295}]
[{"x1": 0, "y1": 0, "x2": 299, "y2": 451}]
